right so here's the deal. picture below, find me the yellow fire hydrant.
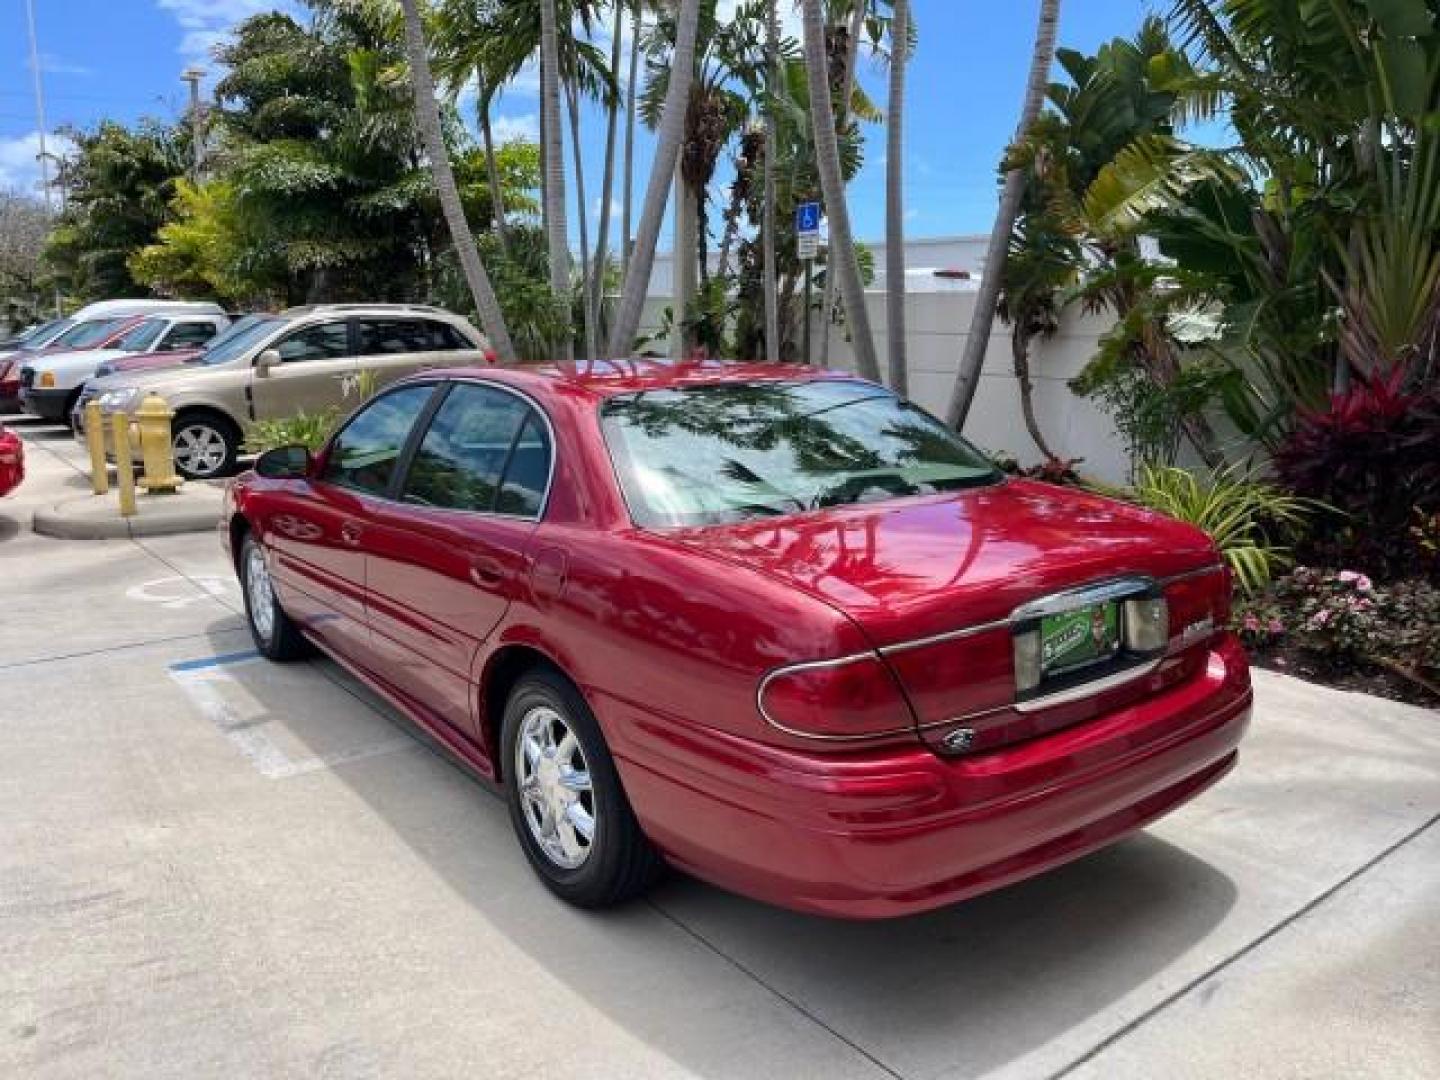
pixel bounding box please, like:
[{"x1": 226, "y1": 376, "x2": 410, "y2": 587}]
[{"x1": 135, "y1": 393, "x2": 182, "y2": 494}]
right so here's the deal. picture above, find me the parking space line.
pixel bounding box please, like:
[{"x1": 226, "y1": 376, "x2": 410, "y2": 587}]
[{"x1": 168, "y1": 653, "x2": 417, "y2": 780}]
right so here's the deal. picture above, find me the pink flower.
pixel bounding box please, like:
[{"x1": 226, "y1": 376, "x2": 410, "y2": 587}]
[
  {"x1": 1310, "y1": 610, "x2": 1334, "y2": 629},
  {"x1": 1338, "y1": 571, "x2": 1374, "y2": 592},
  {"x1": 1244, "y1": 614, "x2": 1261, "y2": 631},
  {"x1": 1268, "y1": 618, "x2": 1285, "y2": 634}
]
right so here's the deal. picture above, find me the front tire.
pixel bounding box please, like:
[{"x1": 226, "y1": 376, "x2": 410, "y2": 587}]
[
  {"x1": 239, "y1": 532, "x2": 309, "y2": 661},
  {"x1": 172, "y1": 411, "x2": 239, "y2": 480},
  {"x1": 502, "y1": 668, "x2": 663, "y2": 908}
]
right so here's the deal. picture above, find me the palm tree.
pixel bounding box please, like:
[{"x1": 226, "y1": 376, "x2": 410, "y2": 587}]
[
  {"x1": 885, "y1": 0, "x2": 909, "y2": 394},
  {"x1": 621, "y1": 0, "x2": 643, "y2": 284},
  {"x1": 761, "y1": 0, "x2": 781, "y2": 363},
  {"x1": 539, "y1": 0, "x2": 573, "y2": 359},
  {"x1": 397, "y1": 0, "x2": 517, "y2": 364},
  {"x1": 591, "y1": 2, "x2": 626, "y2": 346},
  {"x1": 609, "y1": 0, "x2": 704, "y2": 356},
  {"x1": 818, "y1": 0, "x2": 870, "y2": 365},
  {"x1": 946, "y1": 0, "x2": 1061, "y2": 427},
  {"x1": 800, "y1": 0, "x2": 880, "y2": 380}
]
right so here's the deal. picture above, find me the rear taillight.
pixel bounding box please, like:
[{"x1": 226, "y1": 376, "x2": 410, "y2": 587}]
[{"x1": 757, "y1": 654, "x2": 913, "y2": 740}]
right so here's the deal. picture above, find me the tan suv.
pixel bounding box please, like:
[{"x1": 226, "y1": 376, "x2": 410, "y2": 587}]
[{"x1": 80, "y1": 304, "x2": 489, "y2": 479}]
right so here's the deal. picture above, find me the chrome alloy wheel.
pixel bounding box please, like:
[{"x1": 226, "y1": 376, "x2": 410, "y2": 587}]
[
  {"x1": 515, "y1": 705, "x2": 596, "y2": 870},
  {"x1": 245, "y1": 542, "x2": 275, "y2": 644},
  {"x1": 173, "y1": 423, "x2": 228, "y2": 477}
]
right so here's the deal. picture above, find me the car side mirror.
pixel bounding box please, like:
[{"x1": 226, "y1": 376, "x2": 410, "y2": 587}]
[
  {"x1": 256, "y1": 349, "x2": 281, "y2": 376},
  {"x1": 254, "y1": 444, "x2": 312, "y2": 480}
]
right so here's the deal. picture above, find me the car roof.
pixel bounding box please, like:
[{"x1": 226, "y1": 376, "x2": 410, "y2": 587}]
[{"x1": 417, "y1": 358, "x2": 861, "y2": 400}]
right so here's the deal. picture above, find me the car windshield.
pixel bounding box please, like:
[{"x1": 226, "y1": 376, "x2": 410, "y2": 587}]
[
  {"x1": 601, "y1": 379, "x2": 1002, "y2": 528},
  {"x1": 54, "y1": 317, "x2": 124, "y2": 348},
  {"x1": 115, "y1": 318, "x2": 167, "y2": 352},
  {"x1": 20, "y1": 318, "x2": 74, "y2": 350},
  {"x1": 192, "y1": 315, "x2": 280, "y2": 365}
]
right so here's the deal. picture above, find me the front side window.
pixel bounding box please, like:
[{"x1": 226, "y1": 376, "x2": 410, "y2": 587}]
[
  {"x1": 322, "y1": 384, "x2": 435, "y2": 496},
  {"x1": 402, "y1": 383, "x2": 548, "y2": 515},
  {"x1": 601, "y1": 380, "x2": 1001, "y2": 528},
  {"x1": 275, "y1": 321, "x2": 350, "y2": 363},
  {"x1": 161, "y1": 321, "x2": 220, "y2": 350}
]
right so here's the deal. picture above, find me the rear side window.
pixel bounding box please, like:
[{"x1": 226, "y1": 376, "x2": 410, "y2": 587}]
[
  {"x1": 431, "y1": 322, "x2": 476, "y2": 351},
  {"x1": 322, "y1": 385, "x2": 435, "y2": 497},
  {"x1": 401, "y1": 383, "x2": 549, "y2": 516},
  {"x1": 356, "y1": 319, "x2": 435, "y2": 356}
]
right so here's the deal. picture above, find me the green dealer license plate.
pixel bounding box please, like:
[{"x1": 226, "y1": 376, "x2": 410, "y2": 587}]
[{"x1": 1040, "y1": 603, "x2": 1121, "y2": 677}]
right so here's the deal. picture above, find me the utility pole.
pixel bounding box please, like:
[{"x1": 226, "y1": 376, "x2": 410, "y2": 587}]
[
  {"x1": 23, "y1": 0, "x2": 60, "y2": 315},
  {"x1": 181, "y1": 66, "x2": 206, "y2": 181}
]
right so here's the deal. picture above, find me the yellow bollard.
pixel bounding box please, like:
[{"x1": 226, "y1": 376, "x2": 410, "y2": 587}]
[
  {"x1": 84, "y1": 401, "x2": 109, "y2": 496},
  {"x1": 135, "y1": 393, "x2": 181, "y2": 494},
  {"x1": 111, "y1": 412, "x2": 138, "y2": 518}
]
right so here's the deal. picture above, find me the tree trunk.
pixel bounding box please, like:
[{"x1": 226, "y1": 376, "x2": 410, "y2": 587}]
[
  {"x1": 819, "y1": 1, "x2": 868, "y2": 365},
  {"x1": 567, "y1": 81, "x2": 598, "y2": 363},
  {"x1": 946, "y1": 0, "x2": 1060, "y2": 427},
  {"x1": 475, "y1": 68, "x2": 508, "y2": 255},
  {"x1": 610, "y1": 0, "x2": 704, "y2": 357},
  {"x1": 672, "y1": 163, "x2": 698, "y2": 357},
  {"x1": 539, "y1": 0, "x2": 573, "y2": 360},
  {"x1": 885, "y1": 0, "x2": 909, "y2": 395},
  {"x1": 1012, "y1": 329, "x2": 1058, "y2": 460},
  {"x1": 762, "y1": 0, "x2": 781, "y2": 364},
  {"x1": 593, "y1": 6, "x2": 625, "y2": 351},
  {"x1": 397, "y1": 0, "x2": 516, "y2": 363},
  {"x1": 801, "y1": 0, "x2": 881, "y2": 380},
  {"x1": 621, "y1": 0, "x2": 641, "y2": 286}
]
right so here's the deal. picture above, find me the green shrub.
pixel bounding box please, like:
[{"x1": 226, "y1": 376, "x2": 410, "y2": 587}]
[
  {"x1": 243, "y1": 409, "x2": 339, "y2": 454},
  {"x1": 1131, "y1": 463, "x2": 1318, "y2": 596}
]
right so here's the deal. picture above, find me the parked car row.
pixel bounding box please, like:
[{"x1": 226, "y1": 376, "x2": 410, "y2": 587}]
[
  {"x1": 77, "y1": 303, "x2": 491, "y2": 479},
  {"x1": 224, "y1": 356, "x2": 1254, "y2": 917}
]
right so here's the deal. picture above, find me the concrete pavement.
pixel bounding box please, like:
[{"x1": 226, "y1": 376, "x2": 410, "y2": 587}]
[{"x1": 2, "y1": 416, "x2": 1437, "y2": 1079}]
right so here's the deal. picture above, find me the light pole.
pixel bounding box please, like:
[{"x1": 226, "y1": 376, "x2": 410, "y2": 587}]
[
  {"x1": 181, "y1": 65, "x2": 206, "y2": 181},
  {"x1": 35, "y1": 150, "x2": 66, "y2": 212},
  {"x1": 23, "y1": 0, "x2": 60, "y2": 315}
]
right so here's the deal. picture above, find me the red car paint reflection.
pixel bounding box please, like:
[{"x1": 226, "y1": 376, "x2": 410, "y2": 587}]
[
  {"x1": 0, "y1": 425, "x2": 23, "y2": 496},
  {"x1": 225, "y1": 361, "x2": 1251, "y2": 918}
]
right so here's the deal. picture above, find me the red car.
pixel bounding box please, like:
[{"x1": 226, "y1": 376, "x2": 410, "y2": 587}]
[
  {"x1": 224, "y1": 362, "x2": 1251, "y2": 918},
  {"x1": 0, "y1": 425, "x2": 23, "y2": 496}
]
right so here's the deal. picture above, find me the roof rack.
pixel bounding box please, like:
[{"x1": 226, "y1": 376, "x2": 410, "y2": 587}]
[{"x1": 280, "y1": 303, "x2": 452, "y2": 316}]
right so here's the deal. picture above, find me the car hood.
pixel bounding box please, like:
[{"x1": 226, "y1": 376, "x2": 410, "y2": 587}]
[
  {"x1": 26, "y1": 347, "x2": 126, "y2": 372},
  {"x1": 86, "y1": 364, "x2": 204, "y2": 396},
  {"x1": 664, "y1": 479, "x2": 1219, "y2": 648}
]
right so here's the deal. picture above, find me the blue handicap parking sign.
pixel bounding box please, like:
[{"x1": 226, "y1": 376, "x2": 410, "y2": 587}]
[{"x1": 795, "y1": 202, "x2": 821, "y2": 234}]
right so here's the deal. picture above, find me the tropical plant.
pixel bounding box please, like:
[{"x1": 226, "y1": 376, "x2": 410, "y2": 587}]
[
  {"x1": 1131, "y1": 461, "x2": 1317, "y2": 596},
  {"x1": 1275, "y1": 369, "x2": 1440, "y2": 577},
  {"x1": 948, "y1": 0, "x2": 1062, "y2": 427},
  {"x1": 244, "y1": 409, "x2": 342, "y2": 454}
]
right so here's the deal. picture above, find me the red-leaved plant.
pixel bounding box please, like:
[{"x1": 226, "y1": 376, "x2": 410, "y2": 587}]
[{"x1": 1275, "y1": 370, "x2": 1440, "y2": 578}]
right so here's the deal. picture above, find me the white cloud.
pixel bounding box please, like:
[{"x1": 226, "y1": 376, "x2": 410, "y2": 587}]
[
  {"x1": 492, "y1": 114, "x2": 540, "y2": 144},
  {"x1": 155, "y1": 1, "x2": 291, "y2": 65},
  {"x1": 0, "y1": 131, "x2": 73, "y2": 200}
]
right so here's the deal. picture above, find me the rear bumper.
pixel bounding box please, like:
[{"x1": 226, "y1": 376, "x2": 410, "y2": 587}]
[
  {"x1": 612, "y1": 634, "x2": 1252, "y2": 919},
  {"x1": 20, "y1": 386, "x2": 72, "y2": 421}
]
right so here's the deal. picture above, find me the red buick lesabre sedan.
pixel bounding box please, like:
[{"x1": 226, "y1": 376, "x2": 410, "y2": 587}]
[{"x1": 223, "y1": 361, "x2": 1251, "y2": 918}]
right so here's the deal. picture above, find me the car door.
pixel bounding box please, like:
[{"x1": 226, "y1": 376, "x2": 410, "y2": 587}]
[
  {"x1": 249, "y1": 318, "x2": 358, "y2": 419},
  {"x1": 264, "y1": 383, "x2": 440, "y2": 668},
  {"x1": 362, "y1": 381, "x2": 552, "y2": 741}
]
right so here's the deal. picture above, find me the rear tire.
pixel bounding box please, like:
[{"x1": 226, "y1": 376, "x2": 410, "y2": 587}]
[
  {"x1": 172, "y1": 411, "x2": 239, "y2": 480},
  {"x1": 501, "y1": 667, "x2": 663, "y2": 908},
  {"x1": 239, "y1": 532, "x2": 310, "y2": 661}
]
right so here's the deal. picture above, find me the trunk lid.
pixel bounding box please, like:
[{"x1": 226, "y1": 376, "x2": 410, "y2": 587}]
[{"x1": 668, "y1": 479, "x2": 1227, "y2": 751}]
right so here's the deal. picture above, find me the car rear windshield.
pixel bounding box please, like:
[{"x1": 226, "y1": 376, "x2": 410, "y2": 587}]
[
  {"x1": 193, "y1": 315, "x2": 281, "y2": 365},
  {"x1": 601, "y1": 379, "x2": 1002, "y2": 528}
]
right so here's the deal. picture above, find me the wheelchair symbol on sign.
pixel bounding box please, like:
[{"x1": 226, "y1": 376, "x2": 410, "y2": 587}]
[{"x1": 795, "y1": 202, "x2": 821, "y2": 235}]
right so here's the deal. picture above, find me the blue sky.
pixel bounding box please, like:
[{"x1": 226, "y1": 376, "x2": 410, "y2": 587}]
[{"x1": 0, "y1": 1, "x2": 1166, "y2": 242}]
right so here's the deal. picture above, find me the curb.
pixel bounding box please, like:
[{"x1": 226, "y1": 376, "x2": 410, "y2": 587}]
[{"x1": 32, "y1": 494, "x2": 222, "y2": 540}]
